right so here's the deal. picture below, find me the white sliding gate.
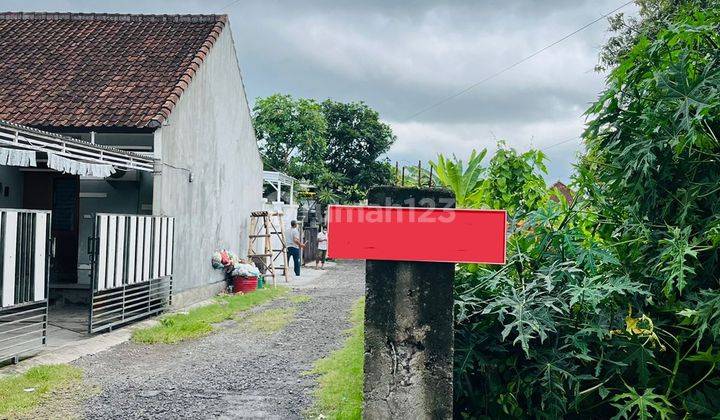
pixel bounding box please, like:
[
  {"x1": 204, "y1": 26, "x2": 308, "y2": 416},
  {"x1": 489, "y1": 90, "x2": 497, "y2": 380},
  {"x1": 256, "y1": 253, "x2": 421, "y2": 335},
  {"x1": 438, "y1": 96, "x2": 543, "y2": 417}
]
[
  {"x1": 0, "y1": 209, "x2": 50, "y2": 363},
  {"x1": 88, "y1": 214, "x2": 174, "y2": 333}
]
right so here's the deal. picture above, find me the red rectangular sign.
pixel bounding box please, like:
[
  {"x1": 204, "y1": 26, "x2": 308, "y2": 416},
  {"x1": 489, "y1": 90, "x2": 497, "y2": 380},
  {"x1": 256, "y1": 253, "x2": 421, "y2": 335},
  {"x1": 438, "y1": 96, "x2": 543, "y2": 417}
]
[{"x1": 326, "y1": 205, "x2": 506, "y2": 264}]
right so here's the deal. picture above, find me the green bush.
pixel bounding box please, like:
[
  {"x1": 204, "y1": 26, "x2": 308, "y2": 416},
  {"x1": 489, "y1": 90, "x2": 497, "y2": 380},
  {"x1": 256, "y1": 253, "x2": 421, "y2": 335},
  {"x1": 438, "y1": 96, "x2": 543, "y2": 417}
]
[{"x1": 436, "y1": 7, "x2": 720, "y2": 418}]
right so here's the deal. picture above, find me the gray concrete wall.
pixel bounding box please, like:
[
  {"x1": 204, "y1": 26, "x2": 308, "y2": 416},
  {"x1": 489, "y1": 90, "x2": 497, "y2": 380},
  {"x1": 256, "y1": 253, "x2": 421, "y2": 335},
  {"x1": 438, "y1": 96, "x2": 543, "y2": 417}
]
[
  {"x1": 0, "y1": 166, "x2": 24, "y2": 208},
  {"x1": 153, "y1": 22, "x2": 263, "y2": 297}
]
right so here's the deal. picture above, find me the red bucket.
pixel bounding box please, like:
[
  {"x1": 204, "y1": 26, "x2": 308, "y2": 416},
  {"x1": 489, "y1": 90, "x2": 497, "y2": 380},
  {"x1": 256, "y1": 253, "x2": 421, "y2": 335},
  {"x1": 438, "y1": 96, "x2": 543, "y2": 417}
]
[{"x1": 233, "y1": 276, "x2": 258, "y2": 294}]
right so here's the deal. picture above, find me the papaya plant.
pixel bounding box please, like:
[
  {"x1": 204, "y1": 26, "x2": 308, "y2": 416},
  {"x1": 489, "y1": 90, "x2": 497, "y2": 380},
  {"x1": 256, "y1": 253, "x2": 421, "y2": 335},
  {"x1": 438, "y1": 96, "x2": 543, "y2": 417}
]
[{"x1": 440, "y1": 5, "x2": 720, "y2": 418}]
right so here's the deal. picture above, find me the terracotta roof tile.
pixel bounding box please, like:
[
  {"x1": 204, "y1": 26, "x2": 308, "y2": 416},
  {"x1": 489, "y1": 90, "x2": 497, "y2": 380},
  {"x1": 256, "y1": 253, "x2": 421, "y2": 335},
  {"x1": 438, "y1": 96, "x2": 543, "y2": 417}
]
[
  {"x1": 550, "y1": 181, "x2": 574, "y2": 204},
  {"x1": 0, "y1": 12, "x2": 227, "y2": 129}
]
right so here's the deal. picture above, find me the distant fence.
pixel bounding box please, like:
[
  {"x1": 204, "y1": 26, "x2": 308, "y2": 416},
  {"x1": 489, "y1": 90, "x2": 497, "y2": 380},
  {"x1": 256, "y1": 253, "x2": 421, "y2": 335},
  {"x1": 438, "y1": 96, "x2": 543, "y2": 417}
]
[
  {"x1": 393, "y1": 161, "x2": 436, "y2": 188},
  {"x1": 303, "y1": 225, "x2": 318, "y2": 265}
]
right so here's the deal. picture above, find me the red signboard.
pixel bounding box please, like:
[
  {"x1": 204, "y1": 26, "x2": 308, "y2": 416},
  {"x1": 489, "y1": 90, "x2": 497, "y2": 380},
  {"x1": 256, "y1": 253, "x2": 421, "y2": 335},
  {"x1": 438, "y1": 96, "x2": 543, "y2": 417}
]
[{"x1": 326, "y1": 205, "x2": 506, "y2": 264}]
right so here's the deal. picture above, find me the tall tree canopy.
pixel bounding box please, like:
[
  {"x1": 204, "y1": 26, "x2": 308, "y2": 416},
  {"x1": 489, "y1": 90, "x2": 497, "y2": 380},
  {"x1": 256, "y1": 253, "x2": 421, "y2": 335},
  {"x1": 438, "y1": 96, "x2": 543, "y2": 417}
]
[
  {"x1": 252, "y1": 94, "x2": 396, "y2": 204},
  {"x1": 321, "y1": 100, "x2": 395, "y2": 202},
  {"x1": 252, "y1": 94, "x2": 327, "y2": 180}
]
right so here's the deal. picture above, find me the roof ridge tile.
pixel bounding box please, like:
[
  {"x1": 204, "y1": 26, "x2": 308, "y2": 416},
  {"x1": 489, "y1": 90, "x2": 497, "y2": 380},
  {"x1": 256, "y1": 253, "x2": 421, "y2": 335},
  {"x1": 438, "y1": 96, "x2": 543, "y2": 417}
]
[{"x1": 0, "y1": 12, "x2": 228, "y2": 24}]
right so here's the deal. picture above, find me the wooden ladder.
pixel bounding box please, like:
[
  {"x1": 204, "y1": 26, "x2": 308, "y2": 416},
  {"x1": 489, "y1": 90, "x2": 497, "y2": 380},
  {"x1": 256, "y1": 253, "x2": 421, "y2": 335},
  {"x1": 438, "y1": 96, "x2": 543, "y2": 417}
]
[{"x1": 248, "y1": 211, "x2": 289, "y2": 286}]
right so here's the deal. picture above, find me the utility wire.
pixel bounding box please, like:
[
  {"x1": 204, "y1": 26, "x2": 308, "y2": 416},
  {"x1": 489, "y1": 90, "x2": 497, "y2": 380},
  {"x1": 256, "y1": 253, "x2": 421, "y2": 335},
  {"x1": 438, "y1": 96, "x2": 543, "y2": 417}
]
[
  {"x1": 390, "y1": 136, "x2": 583, "y2": 170},
  {"x1": 406, "y1": 0, "x2": 634, "y2": 120},
  {"x1": 541, "y1": 136, "x2": 582, "y2": 151}
]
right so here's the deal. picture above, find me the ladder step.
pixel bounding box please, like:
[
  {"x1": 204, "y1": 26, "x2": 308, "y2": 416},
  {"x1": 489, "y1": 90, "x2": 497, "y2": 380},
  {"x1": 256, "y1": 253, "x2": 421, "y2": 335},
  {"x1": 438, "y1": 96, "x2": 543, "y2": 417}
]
[
  {"x1": 249, "y1": 234, "x2": 271, "y2": 238},
  {"x1": 251, "y1": 253, "x2": 272, "y2": 257}
]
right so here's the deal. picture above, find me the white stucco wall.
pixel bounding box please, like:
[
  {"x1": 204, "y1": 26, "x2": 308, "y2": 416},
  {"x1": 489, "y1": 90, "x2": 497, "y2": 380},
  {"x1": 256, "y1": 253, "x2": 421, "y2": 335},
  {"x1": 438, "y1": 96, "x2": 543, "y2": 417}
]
[
  {"x1": 260, "y1": 201, "x2": 299, "y2": 268},
  {"x1": 153, "y1": 22, "x2": 263, "y2": 298}
]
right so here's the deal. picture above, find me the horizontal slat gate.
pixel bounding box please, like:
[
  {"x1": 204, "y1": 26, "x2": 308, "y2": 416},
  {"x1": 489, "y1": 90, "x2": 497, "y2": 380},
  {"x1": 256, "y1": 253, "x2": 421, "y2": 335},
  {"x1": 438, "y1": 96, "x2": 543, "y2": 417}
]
[
  {"x1": 0, "y1": 209, "x2": 50, "y2": 364},
  {"x1": 89, "y1": 214, "x2": 174, "y2": 334}
]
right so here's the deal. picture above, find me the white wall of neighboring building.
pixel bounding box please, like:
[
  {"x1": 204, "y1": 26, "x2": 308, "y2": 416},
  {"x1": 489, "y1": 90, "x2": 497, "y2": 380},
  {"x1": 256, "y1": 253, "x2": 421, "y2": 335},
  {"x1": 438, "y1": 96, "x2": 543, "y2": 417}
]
[
  {"x1": 152, "y1": 22, "x2": 263, "y2": 303},
  {"x1": 262, "y1": 201, "x2": 299, "y2": 262}
]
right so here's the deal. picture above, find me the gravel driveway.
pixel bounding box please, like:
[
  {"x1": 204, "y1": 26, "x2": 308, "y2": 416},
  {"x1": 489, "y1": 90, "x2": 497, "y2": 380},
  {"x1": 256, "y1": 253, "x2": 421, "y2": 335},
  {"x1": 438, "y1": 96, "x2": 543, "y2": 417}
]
[{"x1": 71, "y1": 260, "x2": 365, "y2": 419}]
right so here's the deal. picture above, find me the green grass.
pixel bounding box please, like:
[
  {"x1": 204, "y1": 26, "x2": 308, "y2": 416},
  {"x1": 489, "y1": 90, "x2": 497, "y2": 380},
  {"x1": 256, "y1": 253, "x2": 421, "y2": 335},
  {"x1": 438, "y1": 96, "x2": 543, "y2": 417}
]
[
  {"x1": 289, "y1": 294, "x2": 312, "y2": 304},
  {"x1": 0, "y1": 364, "x2": 82, "y2": 417},
  {"x1": 131, "y1": 286, "x2": 288, "y2": 344},
  {"x1": 309, "y1": 298, "x2": 365, "y2": 420},
  {"x1": 244, "y1": 307, "x2": 297, "y2": 333}
]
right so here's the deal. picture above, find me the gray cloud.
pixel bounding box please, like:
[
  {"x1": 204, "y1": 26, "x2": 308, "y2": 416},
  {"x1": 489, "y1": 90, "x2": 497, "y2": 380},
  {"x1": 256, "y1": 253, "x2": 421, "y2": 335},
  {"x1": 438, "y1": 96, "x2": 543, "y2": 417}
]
[{"x1": 2, "y1": 0, "x2": 637, "y2": 182}]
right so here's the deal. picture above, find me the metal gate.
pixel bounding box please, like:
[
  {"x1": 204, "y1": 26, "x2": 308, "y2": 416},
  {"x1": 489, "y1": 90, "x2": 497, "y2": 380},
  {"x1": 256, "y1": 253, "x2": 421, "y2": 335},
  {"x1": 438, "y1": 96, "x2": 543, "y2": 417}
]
[
  {"x1": 0, "y1": 209, "x2": 50, "y2": 363},
  {"x1": 88, "y1": 214, "x2": 174, "y2": 333}
]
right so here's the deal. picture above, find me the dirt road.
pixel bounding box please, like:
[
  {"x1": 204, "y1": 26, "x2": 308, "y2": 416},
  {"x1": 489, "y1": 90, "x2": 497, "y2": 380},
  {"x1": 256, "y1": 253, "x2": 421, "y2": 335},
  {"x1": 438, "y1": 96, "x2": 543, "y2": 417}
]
[{"x1": 63, "y1": 260, "x2": 363, "y2": 419}]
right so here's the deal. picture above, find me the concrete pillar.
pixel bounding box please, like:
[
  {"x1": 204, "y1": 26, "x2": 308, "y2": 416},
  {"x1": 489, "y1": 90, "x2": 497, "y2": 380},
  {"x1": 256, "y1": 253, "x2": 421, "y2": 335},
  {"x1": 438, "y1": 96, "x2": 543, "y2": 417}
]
[{"x1": 363, "y1": 186, "x2": 455, "y2": 420}]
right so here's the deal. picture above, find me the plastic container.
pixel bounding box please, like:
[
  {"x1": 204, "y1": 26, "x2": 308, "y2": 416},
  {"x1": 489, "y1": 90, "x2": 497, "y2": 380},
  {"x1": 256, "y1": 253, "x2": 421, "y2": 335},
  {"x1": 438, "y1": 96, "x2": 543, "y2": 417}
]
[
  {"x1": 257, "y1": 275, "x2": 265, "y2": 289},
  {"x1": 232, "y1": 275, "x2": 258, "y2": 293}
]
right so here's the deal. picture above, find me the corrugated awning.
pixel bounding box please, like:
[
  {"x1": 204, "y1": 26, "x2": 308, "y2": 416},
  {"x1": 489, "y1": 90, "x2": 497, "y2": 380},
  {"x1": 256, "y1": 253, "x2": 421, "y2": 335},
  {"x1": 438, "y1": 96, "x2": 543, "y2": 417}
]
[{"x1": 0, "y1": 120, "x2": 154, "y2": 173}]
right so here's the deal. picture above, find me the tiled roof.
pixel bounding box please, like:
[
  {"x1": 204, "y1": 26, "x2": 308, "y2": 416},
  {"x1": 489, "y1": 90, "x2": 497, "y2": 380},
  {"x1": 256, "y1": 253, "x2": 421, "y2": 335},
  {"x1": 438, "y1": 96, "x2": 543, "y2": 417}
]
[
  {"x1": 0, "y1": 12, "x2": 227, "y2": 129},
  {"x1": 550, "y1": 181, "x2": 574, "y2": 204}
]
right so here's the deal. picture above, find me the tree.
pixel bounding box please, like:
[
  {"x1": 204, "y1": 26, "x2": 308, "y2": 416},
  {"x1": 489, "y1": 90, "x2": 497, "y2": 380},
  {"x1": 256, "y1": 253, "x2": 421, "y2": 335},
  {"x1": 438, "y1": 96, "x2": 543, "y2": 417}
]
[
  {"x1": 597, "y1": 0, "x2": 719, "y2": 71},
  {"x1": 252, "y1": 94, "x2": 327, "y2": 181},
  {"x1": 321, "y1": 100, "x2": 396, "y2": 201}
]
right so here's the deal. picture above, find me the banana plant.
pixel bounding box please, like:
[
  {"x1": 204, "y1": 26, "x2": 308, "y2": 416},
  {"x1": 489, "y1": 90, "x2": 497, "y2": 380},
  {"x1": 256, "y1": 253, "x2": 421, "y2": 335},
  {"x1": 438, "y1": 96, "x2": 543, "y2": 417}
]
[{"x1": 429, "y1": 148, "x2": 487, "y2": 207}]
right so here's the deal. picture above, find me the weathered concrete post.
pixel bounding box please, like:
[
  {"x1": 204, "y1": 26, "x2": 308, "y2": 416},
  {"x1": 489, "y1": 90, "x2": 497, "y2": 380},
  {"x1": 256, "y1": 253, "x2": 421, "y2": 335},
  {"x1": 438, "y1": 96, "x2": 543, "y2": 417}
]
[{"x1": 363, "y1": 186, "x2": 455, "y2": 419}]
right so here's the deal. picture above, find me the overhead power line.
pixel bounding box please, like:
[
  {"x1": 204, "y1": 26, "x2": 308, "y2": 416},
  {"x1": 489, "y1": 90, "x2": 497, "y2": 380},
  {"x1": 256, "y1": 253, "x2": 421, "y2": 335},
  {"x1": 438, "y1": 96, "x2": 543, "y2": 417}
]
[
  {"x1": 406, "y1": 0, "x2": 634, "y2": 120},
  {"x1": 392, "y1": 135, "x2": 583, "y2": 165},
  {"x1": 541, "y1": 136, "x2": 582, "y2": 151}
]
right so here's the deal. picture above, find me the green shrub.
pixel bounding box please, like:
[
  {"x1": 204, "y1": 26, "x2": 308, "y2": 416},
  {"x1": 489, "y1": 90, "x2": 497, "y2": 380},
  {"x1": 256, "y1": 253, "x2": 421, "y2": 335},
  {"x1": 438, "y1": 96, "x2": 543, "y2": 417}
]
[{"x1": 442, "y1": 6, "x2": 720, "y2": 418}]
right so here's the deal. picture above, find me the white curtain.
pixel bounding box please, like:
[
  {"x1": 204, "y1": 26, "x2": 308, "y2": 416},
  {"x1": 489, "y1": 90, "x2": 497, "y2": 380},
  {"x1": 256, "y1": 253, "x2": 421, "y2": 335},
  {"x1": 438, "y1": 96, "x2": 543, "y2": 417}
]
[
  {"x1": 46, "y1": 153, "x2": 116, "y2": 177},
  {"x1": 0, "y1": 147, "x2": 37, "y2": 167}
]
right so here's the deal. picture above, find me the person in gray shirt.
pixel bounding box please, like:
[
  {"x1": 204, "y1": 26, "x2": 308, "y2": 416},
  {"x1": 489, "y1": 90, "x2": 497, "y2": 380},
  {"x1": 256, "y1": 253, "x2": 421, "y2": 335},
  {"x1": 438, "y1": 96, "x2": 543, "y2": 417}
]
[{"x1": 286, "y1": 220, "x2": 304, "y2": 276}]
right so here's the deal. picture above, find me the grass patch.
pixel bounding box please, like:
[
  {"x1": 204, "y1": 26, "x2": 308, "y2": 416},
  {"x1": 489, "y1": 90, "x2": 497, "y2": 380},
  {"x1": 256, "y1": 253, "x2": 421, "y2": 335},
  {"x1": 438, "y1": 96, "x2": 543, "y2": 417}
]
[
  {"x1": 132, "y1": 286, "x2": 288, "y2": 344},
  {"x1": 289, "y1": 294, "x2": 312, "y2": 304},
  {"x1": 0, "y1": 364, "x2": 82, "y2": 417},
  {"x1": 309, "y1": 298, "x2": 365, "y2": 420},
  {"x1": 243, "y1": 307, "x2": 297, "y2": 333}
]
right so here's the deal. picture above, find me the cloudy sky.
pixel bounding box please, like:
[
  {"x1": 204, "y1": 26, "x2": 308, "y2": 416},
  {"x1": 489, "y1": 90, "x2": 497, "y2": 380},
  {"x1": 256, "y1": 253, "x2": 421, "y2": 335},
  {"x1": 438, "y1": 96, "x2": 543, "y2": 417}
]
[{"x1": 3, "y1": 0, "x2": 638, "y2": 181}]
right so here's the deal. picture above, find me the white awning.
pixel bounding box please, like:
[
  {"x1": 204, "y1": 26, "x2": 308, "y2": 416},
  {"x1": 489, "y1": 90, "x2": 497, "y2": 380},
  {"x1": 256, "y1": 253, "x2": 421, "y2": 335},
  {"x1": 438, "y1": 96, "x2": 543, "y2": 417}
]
[
  {"x1": 0, "y1": 147, "x2": 36, "y2": 167},
  {"x1": 46, "y1": 153, "x2": 115, "y2": 177},
  {"x1": 263, "y1": 170, "x2": 296, "y2": 205},
  {"x1": 0, "y1": 120, "x2": 154, "y2": 173},
  {"x1": 263, "y1": 170, "x2": 295, "y2": 186}
]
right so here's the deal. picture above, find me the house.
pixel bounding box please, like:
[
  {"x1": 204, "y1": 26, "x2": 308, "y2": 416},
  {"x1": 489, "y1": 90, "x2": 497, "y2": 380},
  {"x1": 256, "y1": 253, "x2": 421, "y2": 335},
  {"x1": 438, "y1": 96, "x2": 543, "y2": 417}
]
[
  {"x1": 549, "y1": 181, "x2": 574, "y2": 204},
  {"x1": 0, "y1": 12, "x2": 263, "y2": 361}
]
